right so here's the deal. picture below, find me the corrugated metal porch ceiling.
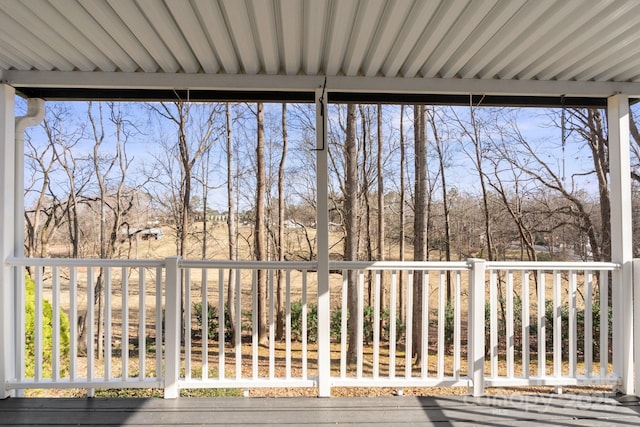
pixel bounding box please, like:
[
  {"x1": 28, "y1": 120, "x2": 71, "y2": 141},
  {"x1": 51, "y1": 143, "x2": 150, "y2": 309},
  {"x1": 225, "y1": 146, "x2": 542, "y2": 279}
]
[{"x1": 1, "y1": 0, "x2": 640, "y2": 102}]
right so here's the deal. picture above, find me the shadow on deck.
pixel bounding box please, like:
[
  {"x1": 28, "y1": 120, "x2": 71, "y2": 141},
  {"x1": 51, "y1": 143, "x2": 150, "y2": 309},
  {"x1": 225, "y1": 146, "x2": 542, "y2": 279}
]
[{"x1": 1, "y1": 393, "x2": 639, "y2": 426}]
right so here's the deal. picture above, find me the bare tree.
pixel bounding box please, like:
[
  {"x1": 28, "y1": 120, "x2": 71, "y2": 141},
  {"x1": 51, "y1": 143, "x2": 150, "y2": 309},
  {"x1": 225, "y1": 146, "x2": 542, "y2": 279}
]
[
  {"x1": 495, "y1": 109, "x2": 606, "y2": 261},
  {"x1": 85, "y1": 102, "x2": 140, "y2": 358},
  {"x1": 568, "y1": 108, "x2": 611, "y2": 261},
  {"x1": 359, "y1": 105, "x2": 374, "y2": 305},
  {"x1": 25, "y1": 105, "x2": 87, "y2": 259},
  {"x1": 276, "y1": 103, "x2": 288, "y2": 339},
  {"x1": 412, "y1": 104, "x2": 427, "y2": 363},
  {"x1": 255, "y1": 102, "x2": 268, "y2": 344},
  {"x1": 398, "y1": 105, "x2": 406, "y2": 319},
  {"x1": 344, "y1": 104, "x2": 359, "y2": 364},
  {"x1": 446, "y1": 104, "x2": 496, "y2": 260},
  {"x1": 376, "y1": 104, "x2": 386, "y2": 311},
  {"x1": 226, "y1": 103, "x2": 237, "y2": 342},
  {"x1": 427, "y1": 107, "x2": 452, "y2": 301}
]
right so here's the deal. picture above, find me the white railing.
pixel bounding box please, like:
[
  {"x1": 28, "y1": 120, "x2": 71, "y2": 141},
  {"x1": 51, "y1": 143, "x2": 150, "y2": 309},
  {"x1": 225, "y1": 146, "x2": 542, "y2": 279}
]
[
  {"x1": 7, "y1": 257, "x2": 165, "y2": 394},
  {"x1": 484, "y1": 261, "x2": 619, "y2": 389},
  {"x1": 328, "y1": 261, "x2": 472, "y2": 390},
  {"x1": 175, "y1": 259, "x2": 317, "y2": 392},
  {"x1": 4, "y1": 257, "x2": 626, "y2": 397}
]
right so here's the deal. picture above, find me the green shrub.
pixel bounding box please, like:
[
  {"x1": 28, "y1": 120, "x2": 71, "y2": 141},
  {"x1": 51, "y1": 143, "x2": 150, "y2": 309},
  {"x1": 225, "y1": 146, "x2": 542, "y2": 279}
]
[
  {"x1": 543, "y1": 298, "x2": 612, "y2": 357},
  {"x1": 327, "y1": 305, "x2": 403, "y2": 344},
  {"x1": 330, "y1": 306, "x2": 343, "y2": 341},
  {"x1": 193, "y1": 302, "x2": 233, "y2": 342},
  {"x1": 483, "y1": 293, "x2": 612, "y2": 359},
  {"x1": 289, "y1": 300, "x2": 405, "y2": 344},
  {"x1": 24, "y1": 275, "x2": 71, "y2": 378},
  {"x1": 291, "y1": 300, "x2": 318, "y2": 342}
]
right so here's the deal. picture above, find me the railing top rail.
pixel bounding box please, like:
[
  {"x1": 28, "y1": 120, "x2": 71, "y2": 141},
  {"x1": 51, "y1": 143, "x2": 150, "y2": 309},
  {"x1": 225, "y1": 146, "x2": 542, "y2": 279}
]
[
  {"x1": 6, "y1": 256, "x2": 166, "y2": 268},
  {"x1": 486, "y1": 261, "x2": 620, "y2": 270},
  {"x1": 5, "y1": 256, "x2": 621, "y2": 272},
  {"x1": 330, "y1": 261, "x2": 470, "y2": 271},
  {"x1": 180, "y1": 259, "x2": 317, "y2": 269}
]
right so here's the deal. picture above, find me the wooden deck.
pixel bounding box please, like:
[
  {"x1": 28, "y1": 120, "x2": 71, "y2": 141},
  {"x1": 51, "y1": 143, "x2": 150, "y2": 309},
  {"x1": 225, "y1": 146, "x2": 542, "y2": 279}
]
[{"x1": 1, "y1": 393, "x2": 639, "y2": 426}]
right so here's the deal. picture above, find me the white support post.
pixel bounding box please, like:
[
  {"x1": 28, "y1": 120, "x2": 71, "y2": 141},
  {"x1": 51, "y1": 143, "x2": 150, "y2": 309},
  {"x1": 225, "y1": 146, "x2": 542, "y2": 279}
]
[
  {"x1": 15, "y1": 98, "x2": 44, "y2": 261},
  {"x1": 468, "y1": 258, "x2": 486, "y2": 397},
  {"x1": 0, "y1": 85, "x2": 16, "y2": 398},
  {"x1": 608, "y1": 94, "x2": 634, "y2": 395},
  {"x1": 164, "y1": 256, "x2": 181, "y2": 399},
  {"x1": 13, "y1": 98, "x2": 44, "y2": 397},
  {"x1": 315, "y1": 83, "x2": 331, "y2": 397},
  {"x1": 634, "y1": 259, "x2": 640, "y2": 397}
]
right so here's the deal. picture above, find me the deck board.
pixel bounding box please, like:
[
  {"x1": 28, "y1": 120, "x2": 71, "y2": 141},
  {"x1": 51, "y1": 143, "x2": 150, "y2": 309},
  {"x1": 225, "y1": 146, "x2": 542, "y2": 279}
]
[{"x1": 1, "y1": 394, "x2": 639, "y2": 426}]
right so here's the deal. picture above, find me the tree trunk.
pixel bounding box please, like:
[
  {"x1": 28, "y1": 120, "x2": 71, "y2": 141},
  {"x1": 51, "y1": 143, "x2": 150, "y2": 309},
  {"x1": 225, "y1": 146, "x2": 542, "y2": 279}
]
[
  {"x1": 276, "y1": 103, "x2": 288, "y2": 339},
  {"x1": 377, "y1": 104, "x2": 386, "y2": 312},
  {"x1": 360, "y1": 106, "x2": 374, "y2": 306},
  {"x1": 344, "y1": 104, "x2": 359, "y2": 365},
  {"x1": 398, "y1": 105, "x2": 406, "y2": 320},
  {"x1": 428, "y1": 108, "x2": 452, "y2": 302},
  {"x1": 255, "y1": 102, "x2": 268, "y2": 344},
  {"x1": 412, "y1": 105, "x2": 427, "y2": 363},
  {"x1": 226, "y1": 103, "x2": 237, "y2": 343}
]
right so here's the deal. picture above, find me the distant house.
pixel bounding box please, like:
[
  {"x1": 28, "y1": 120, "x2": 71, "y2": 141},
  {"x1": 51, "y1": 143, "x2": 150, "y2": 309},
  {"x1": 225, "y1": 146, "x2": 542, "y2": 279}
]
[{"x1": 121, "y1": 227, "x2": 164, "y2": 241}]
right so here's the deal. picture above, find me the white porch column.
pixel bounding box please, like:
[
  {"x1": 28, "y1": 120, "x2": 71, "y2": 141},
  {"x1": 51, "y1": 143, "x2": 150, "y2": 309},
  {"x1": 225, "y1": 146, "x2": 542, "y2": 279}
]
[
  {"x1": 468, "y1": 258, "x2": 486, "y2": 397},
  {"x1": 315, "y1": 85, "x2": 331, "y2": 397},
  {"x1": 0, "y1": 84, "x2": 16, "y2": 398},
  {"x1": 164, "y1": 256, "x2": 181, "y2": 399},
  {"x1": 608, "y1": 94, "x2": 634, "y2": 395}
]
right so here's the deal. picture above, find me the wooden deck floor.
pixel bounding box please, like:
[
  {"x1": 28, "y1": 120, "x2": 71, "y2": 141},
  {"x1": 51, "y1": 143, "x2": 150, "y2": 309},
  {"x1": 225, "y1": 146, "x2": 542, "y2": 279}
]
[{"x1": 1, "y1": 393, "x2": 639, "y2": 426}]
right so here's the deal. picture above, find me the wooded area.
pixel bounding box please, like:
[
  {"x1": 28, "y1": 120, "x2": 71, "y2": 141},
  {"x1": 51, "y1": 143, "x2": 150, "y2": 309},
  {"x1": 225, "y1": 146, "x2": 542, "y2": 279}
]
[{"x1": 21, "y1": 99, "x2": 640, "y2": 363}]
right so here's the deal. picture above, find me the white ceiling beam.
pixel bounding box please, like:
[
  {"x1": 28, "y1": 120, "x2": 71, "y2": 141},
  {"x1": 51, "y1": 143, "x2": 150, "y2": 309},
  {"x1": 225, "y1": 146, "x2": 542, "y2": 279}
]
[
  {"x1": 498, "y1": 0, "x2": 607, "y2": 80},
  {"x1": 519, "y1": 1, "x2": 639, "y2": 81},
  {"x1": 459, "y1": 0, "x2": 551, "y2": 79},
  {"x1": 136, "y1": 0, "x2": 199, "y2": 73},
  {"x1": 21, "y1": 1, "x2": 115, "y2": 71},
  {"x1": 165, "y1": 1, "x2": 220, "y2": 74},
  {"x1": 249, "y1": 0, "x2": 279, "y2": 75},
  {"x1": 609, "y1": 57, "x2": 640, "y2": 83},
  {"x1": 47, "y1": 0, "x2": 137, "y2": 72},
  {"x1": 192, "y1": 0, "x2": 238, "y2": 74},
  {"x1": 0, "y1": 4, "x2": 76, "y2": 71},
  {"x1": 0, "y1": 46, "x2": 30, "y2": 71},
  {"x1": 279, "y1": 0, "x2": 302, "y2": 75},
  {"x1": 592, "y1": 50, "x2": 640, "y2": 83},
  {"x1": 107, "y1": 0, "x2": 179, "y2": 73},
  {"x1": 302, "y1": 0, "x2": 328, "y2": 75},
  {"x1": 382, "y1": 1, "x2": 440, "y2": 78},
  {"x1": 342, "y1": 0, "x2": 386, "y2": 77},
  {"x1": 439, "y1": 0, "x2": 525, "y2": 79},
  {"x1": 220, "y1": 0, "x2": 260, "y2": 74},
  {"x1": 536, "y1": 5, "x2": 640, "y2": 81},
  {"x1": 572, "y1": 31, "x2": 640, "y2": 82},
  {"x1": 6, "y1": 70, "x2": 640, "y2": 97},
  {"x1": 0, "y1": 0, "x2": 98, "y2": 72},
  {"x1": 78, "y1": 0, "x2": 157, "y2": 73},
  {"x1": 402, "y1": 0, "x2": 468, "y2": 78},
  {"x1": 420, "y1": 0, "x2": 497, "y2": 79},
  {"x1": 0, "y1": 27, "x2": 54, "y2": 70},
  {"x1": 324, "y1": 1, "x2": 358, "y2": 76},
  {"x1": 361, "y1": 0, "x2": 413, "y2": 78},
  {"x1": 478, "y1": 0, "x2": 580, "y2": 80}
]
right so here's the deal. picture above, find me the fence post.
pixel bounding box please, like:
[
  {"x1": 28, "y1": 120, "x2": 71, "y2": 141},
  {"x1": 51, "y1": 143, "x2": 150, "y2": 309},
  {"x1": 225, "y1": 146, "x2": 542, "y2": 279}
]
[
  {"x1": 164, "y1": 256, "x2": 181, "y2": 399},
  {"x1": 468, "y1": 258, "x2": 486, "y2": 397}
]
